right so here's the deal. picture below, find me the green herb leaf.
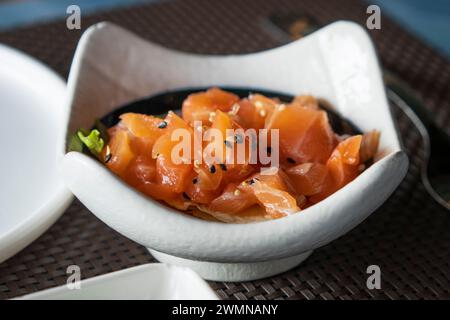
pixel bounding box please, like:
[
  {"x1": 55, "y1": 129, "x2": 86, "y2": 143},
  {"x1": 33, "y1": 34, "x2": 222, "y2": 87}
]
[
  {"x1": 77, "y1": 129, "x2": 104, "y2": 155},
  {"x1": 68, "y1": 133, "x2": 84, "y2": 152}
]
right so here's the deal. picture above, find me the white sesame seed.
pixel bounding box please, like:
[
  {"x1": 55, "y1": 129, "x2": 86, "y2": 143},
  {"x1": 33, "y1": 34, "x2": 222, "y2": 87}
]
[
  {"x1": 254, "y1": 101, "x2": 263, "y2": 108},
  {"x1": 228, "y1": 103, "x2": 240, "y2": 116}
]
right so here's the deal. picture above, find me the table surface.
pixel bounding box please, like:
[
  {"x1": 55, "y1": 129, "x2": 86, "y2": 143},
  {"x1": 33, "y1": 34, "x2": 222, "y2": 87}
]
[{"x1": 0, "y1": 0, "x2": 449, "y2": 300}]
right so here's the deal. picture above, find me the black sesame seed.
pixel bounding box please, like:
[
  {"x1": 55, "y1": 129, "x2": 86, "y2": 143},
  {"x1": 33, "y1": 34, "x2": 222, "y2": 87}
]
[
  {"x1": 248, "y1": 179, "x2": 255, "y2": 185},
  {"x1": 224, "y1": 140, "x2": 233, "y2": 148},
  {"x1": 192, "y1": 178, "x2": 198, "y2": 184},
  {"x1": 158, "y1": 121, "x2": 168, "y2": 129},
  {"x1": 209, "y1": 165, "x2": 216, "y2": 174},
  {"x1": 104, "y1": 153, "x2": 112, "y2": 164},
  {"x1": 234, "y1": 134, "x2": 243, "y2": 144},
  {"x1": 287, "y1": 157, "x2": 296, "y2": 164},
  {"x1": 219, "y1": 163, "x2": 227, "y2": 171},
  {"x1": 182, "y1": 192, "x2": 191, "y2": 200}
]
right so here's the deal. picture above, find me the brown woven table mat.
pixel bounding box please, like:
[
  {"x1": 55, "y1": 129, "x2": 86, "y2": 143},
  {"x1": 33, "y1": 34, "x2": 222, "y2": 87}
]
[{"x1": 0, "y1": 0, "x2": 449, "y2": 300}]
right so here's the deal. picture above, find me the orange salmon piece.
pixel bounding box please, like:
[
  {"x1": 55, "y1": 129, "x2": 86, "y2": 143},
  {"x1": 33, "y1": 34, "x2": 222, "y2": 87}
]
[
  {"x1": 360, "y1": 130, "x2": 380, "y2": 163},
  {"x1": 234, "y1": 94, "x2": 278, "y2": 129},
  {"x1": 209, "y1": 183, "x2": 257, "y2": 214},
  {"x1": 182, "y1": 87, "x2": 239, "y2": 124},
  {"x1": 152, "y1": 132, "x2": 193, "y2": 193},
  {"x1": 238, "y1": 171, "x2": 300, "y2": 217},
  {"x1": 309, "y1": 135, "x2": 362, "y2": 204},
  {"x1": 287, "y1": 163, "x2": 328, "y2": 196},
  {"x1": 106, "y1": 128, "x2": 135, "y2": 176},
  {"x1": 266, "y1": 104, "x2": 335, "y2": 164}
]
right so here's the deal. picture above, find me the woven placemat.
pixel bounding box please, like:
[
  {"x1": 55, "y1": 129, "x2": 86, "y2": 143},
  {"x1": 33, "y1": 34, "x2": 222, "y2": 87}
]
[{"x1": 0, "y1": 0, "x2": 449, "y2": 300}]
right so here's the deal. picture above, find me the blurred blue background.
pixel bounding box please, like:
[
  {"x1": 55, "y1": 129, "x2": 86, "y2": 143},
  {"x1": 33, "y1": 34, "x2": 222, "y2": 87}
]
[{"x1": 0, "y1": 0, "x2": 449, "y2": 59}]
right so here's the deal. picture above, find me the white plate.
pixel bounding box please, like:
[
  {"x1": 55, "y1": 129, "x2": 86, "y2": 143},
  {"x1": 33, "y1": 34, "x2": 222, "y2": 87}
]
[
  {"x1": 17, "y1": 263, "x2": 218, "y2": 300},
  {"x1": 0, "y1": 44, "x2": 73, "y2": 264}
]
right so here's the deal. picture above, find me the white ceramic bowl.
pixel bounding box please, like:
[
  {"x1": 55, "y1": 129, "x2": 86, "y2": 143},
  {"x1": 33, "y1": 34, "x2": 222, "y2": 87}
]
[{"x1": 61, "y1": 21, "x2": 408, "y2": 281}]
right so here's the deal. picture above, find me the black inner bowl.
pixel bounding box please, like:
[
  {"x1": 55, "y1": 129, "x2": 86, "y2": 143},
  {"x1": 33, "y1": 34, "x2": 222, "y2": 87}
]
[{"x1": 99, "y1": 87, "x2": 361, "y2": 136}]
